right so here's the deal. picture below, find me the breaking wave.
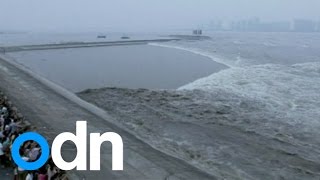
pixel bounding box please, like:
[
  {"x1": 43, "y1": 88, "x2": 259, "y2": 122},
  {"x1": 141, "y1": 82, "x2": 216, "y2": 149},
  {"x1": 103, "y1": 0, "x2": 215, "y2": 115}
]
[
  {"x1": 149, "y1": 42, "x2": 235, "y2": 68},
  {"x1": 152, "y1": 39, "x2": 320, "y2": 152}
]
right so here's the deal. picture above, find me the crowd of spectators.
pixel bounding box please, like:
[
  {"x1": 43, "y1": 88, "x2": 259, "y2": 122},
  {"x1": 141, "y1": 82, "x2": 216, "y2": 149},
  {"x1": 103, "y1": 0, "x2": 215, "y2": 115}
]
[{"x1": 0, "y1": 91, "x2": 68, "y2": 180}]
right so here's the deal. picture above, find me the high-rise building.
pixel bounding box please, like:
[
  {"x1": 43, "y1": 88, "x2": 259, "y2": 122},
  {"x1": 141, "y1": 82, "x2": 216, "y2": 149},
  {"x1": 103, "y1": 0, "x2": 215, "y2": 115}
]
[
  {"x1": 230, "y1": 18, "x2": 291, "y2": 32},
  {"x1": 258, "y1": 21, "x2": 291, "y2": 32},
  {"x1": 209, "y1": 20, "x2": 223, "y2": 31},
  {"x1": 247, "y1": 17, "x2": 260, "y2": 31},
  {"x1": 293, "y1": 19, "x2": 316, "y2": 32},
  {"x1": 316, "y1": 21, "x2": 320, "y2": 32}
]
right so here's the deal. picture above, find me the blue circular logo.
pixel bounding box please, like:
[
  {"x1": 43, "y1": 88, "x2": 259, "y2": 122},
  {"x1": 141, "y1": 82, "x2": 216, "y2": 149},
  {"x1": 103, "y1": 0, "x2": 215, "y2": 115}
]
[{"x1": 11, "y1": 132, "x2": 50, "y2": 170}]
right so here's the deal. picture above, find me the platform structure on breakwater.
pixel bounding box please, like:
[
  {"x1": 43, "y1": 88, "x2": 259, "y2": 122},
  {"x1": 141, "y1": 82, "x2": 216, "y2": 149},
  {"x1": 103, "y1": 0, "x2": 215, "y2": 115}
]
[
  {"x1": 0, "y1": 38, "x2": 180, "y2": 53},
  {"x1": 168, "y1": 35, "x2": 211, "y2": 40}
]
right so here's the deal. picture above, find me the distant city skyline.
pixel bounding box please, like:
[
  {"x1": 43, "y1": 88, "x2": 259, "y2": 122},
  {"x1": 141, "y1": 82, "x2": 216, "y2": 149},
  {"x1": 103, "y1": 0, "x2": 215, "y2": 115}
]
[
  {"x1": 0, "y1": 0, "x2": 319, "y2": 32},
  {"x1": 1, "y1": 17, "x2": 319, "y2": 33},
  {"x1": 203, "y1": 17, "x2": 320, "y2": 32}
]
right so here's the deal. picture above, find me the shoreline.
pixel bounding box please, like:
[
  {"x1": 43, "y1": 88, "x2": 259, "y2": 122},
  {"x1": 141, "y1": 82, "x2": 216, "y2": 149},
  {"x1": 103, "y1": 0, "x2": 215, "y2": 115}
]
[
  {"x1": 0, "y1": 91, "x2": 67, "y2": 180},
  {"x1": 0, "y1": 54, "x2": 215, "y2": 179},
  {"x1": 2, "y1": 47, "x2": 320, "y2": 179}
]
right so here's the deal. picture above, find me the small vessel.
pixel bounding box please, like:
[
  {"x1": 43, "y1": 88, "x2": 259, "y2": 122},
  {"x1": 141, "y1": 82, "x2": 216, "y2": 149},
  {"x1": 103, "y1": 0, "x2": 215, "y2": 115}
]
[
  {"x1": 121, "y1": 35, "x2": 130, "y2": 39},
  {"x1": 97, "y1": 35, "x2": 106, "y2": 39}
]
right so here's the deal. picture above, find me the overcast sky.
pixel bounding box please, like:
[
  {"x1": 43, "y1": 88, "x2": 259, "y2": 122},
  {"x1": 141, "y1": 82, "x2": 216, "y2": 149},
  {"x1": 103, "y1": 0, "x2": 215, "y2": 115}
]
[{"x1": 0, "y1": 0, "x2": 319, "y2": 32}]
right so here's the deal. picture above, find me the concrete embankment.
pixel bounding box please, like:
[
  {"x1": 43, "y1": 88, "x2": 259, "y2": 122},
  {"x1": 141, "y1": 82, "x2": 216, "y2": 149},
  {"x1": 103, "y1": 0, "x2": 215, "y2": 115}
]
[
  {"x1": 0, "y1": 39, "x2": 180, "y2": 52},
  {"x1": 0, "y1": 54, "x2": 214, "y2": 180}
]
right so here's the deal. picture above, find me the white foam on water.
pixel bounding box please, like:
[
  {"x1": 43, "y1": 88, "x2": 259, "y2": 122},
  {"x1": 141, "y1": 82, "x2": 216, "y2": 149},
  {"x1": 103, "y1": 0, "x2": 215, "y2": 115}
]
[
  {"x1": 149, "y1": 42, "x2": 234, "y2": 68},
  {"x1": 150, "y1": 40, "x2": 320, "y2": 131},
  {"x1": 151, "y1": 40, "x2": 320, "y2": 151},
  {"x1": 179, "y1": 62, "x2": 320, "y2": 128}
]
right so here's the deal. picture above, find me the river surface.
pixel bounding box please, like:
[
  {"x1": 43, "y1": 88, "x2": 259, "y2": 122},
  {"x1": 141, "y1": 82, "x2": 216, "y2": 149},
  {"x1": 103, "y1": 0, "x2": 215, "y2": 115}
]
[
  {"x1": 2, "y1": 32, "x2": 320, "y2": 179},
  {"x1": 8, "y1": 44, "x2": 226, "y2": 92}
]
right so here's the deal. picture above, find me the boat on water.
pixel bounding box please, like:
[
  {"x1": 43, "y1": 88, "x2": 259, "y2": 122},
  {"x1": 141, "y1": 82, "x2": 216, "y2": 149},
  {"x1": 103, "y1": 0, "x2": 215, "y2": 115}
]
[
  {"x1": 97, "y1": 35, "x2": 107, "y2": 39},
  {"x1": 121, "y1": 36, "x2": 130, "y2": 39}
]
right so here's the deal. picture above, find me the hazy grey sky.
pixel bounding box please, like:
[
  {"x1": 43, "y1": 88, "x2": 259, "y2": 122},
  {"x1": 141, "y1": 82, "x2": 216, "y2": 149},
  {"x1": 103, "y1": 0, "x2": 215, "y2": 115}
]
[{"x1": 0, "y1": 0, "x2": 319, "y2": 32}]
